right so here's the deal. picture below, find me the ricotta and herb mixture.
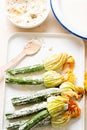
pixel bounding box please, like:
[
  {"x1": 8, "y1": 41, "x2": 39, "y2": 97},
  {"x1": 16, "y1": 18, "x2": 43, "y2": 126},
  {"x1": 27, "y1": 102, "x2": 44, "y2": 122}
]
[{"x1": 7, "y1": 0, "x2": 48, "y2": 26}]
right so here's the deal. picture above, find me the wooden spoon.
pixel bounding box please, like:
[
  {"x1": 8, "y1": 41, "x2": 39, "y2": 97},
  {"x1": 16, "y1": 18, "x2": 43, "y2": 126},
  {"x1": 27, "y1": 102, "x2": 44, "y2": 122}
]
[{"x1": 0, "y1": 39, "x2": 41, "y2": 81}]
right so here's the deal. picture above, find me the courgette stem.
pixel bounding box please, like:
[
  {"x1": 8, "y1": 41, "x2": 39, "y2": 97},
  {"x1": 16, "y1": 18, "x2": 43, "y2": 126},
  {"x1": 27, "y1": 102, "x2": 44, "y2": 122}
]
[
  {"x1": 12, "y1": 88, "x2": 60, "y2": 106},
  {"x1": 7, "y1": 116, "x2": 51, "y2": 130},
  {"x1": 5, "y1": 76, "x2": 44, "y2": 85},
  {"x1": 6, "y1": 102, "x2": 47, "y2": 119},
  {"x1": 7, "y1": 120, "x2": 26, "y2": 130},
  {"x1": 19, "y1": 109, "x2": 49, "y2": 130},
  {"x1": 7, "y1": 64, "x2": 44, "y2": 75}
]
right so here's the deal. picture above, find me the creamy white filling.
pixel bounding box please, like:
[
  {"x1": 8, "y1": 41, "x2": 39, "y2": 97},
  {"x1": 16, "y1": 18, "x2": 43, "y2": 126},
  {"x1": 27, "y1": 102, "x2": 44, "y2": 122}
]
[{"x1": 7, "y1": 0, "x2": 48, "y2": 26}]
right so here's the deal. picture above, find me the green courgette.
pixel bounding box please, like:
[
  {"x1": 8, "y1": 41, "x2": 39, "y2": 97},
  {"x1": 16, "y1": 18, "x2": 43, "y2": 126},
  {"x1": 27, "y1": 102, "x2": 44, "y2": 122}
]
[
  {"x1": 6, "y1": 102, "x2": 47, "y2": 119},
  {"x1": 7, "y1": 64, "x2": 44, "y2": 75},
  {"x1": 5, "y1": 76, "x2": 43, "y2": 85},
  {"x1": 12, "y1": 88, "x2": 60, "y2": 106},
  {"x1": 7, "y1": 116, "x2": 51, "y2": 130},
  {"x1": 19, "y1": 109, "x2": 49, "y2": 130}
]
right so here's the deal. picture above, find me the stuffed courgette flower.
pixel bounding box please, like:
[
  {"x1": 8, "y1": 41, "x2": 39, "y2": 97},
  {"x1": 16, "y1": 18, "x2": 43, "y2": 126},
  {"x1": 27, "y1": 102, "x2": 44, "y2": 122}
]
[
  {"x1": 49, "y1": 97, "x2": 81, "y2": 126},
  {"x1": 6, "y1": 85, "x2": 83, "y2": 121},
  {"x1": 44, "y1": 52, "x2": 68, "y2": 70},
  {"x1": 63, "y1": 70, "x2": 76, "y2": 84},
  {"x1": 60, "y1": 82, "x2": 84, "y2": 100},
  {"x1": 6, "y1": 70, "x2": 76, "y2": 88},
  {"x1": 6, "y1": 85, "x2": 83, "y2": 130},
  {"x1": 62, "y1": 55, "x2": 75, "y2": 71},
  {"x1": 8, "y1": 96, "x2": 80, "y2": 130},
  {"x1": 43, "y1": 70, "x2": 64, "y2": 87},
  {"x1": 11, "y1": 82, "x2": 84, "y2": 107},
  {"x1": 84, "y1": 72, "x2": 87, "y2": 91},
  {"x1": 7, "y1": 52, "x2": 73, "y2": 75}
]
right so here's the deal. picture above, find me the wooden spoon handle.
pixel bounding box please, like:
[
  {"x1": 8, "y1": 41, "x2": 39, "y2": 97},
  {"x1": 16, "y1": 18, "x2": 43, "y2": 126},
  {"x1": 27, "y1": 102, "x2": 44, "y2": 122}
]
[{"x1": 0, "y1": 50, "x2": 26, "y2": 81}]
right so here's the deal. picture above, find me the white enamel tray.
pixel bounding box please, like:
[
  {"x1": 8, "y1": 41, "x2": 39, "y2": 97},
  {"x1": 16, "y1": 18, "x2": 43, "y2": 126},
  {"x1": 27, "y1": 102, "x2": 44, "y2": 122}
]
[
  {"x1": 50, "y1": 0, "x2": 87, "y2": 39},
  {"x1": 3, "y1": 33, "x2": 85, "y2": 130}
]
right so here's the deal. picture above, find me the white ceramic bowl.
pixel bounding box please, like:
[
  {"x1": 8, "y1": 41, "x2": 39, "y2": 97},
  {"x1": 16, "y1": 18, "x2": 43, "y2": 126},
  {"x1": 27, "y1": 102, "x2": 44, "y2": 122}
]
[{"x1": 7, "y1": 0, "x2": 50, "y2": 28}]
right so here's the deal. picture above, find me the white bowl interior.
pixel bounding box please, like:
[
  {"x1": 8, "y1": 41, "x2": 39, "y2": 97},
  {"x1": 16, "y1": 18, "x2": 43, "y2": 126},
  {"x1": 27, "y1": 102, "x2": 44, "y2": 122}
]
[{"x1": 7, "y1": 0, "x2": 50, "y2": 28}]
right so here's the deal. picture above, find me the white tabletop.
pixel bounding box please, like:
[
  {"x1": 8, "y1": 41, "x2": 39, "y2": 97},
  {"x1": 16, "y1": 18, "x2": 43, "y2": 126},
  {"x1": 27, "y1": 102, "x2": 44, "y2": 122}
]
[{"x1": 0, "y1": 0, "x2": 87, "y2": 129}]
